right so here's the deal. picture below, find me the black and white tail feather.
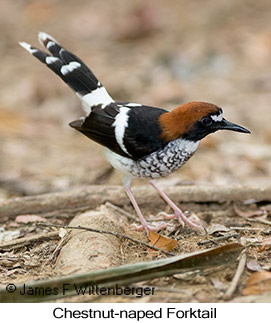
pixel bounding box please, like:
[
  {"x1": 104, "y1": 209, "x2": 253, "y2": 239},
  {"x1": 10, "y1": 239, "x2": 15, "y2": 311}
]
[
  {"x1": 20, "y1": 33, "x2": 168, "y2": 160},
  {"x1": 19, "y1": 32, "x2": 113, "y2": 115}
]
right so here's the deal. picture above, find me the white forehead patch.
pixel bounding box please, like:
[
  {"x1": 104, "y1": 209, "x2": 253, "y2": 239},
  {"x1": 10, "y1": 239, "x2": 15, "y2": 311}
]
[{"x1": 211, "y1": 113, "x2": 223, "y2": 122}]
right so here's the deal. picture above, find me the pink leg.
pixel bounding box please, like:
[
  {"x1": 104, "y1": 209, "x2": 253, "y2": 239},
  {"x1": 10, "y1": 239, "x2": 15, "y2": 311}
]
[
  {"x1": 123, "y1": 178, "x2": 167, "y2": 234},
  {"x1": 149, "y1": 180, "x2": 201, "y2": 230}
]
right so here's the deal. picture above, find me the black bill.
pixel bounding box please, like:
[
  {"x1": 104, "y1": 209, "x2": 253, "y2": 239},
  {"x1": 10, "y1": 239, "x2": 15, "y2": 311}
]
[{"x1": 217, "y1": 119, "x2": 251, "y2": 134}]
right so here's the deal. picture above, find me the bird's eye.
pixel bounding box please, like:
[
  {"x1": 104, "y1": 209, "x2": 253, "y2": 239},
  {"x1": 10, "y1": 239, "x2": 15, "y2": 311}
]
[{"x1": 201, "y1": 117, "x2": 212, "y2": 127}]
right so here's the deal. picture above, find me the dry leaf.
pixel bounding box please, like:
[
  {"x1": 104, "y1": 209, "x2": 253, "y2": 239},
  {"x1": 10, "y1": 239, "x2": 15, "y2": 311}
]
[
  {"x1": 246, "y1": 259, "x2": 262, "y2": 272},
  {"x1": 148, "y1": 231, "x2": 178, "y2": 255},
  {"x1": 258, "y1": 238, "x2": 271, "y2": 252},
  {"x1": 207, "y1": 223, "x2": 230, "y2": 235},
  {"x1": 59, "y1": 228, "x2": 67, "y2": 238},
  {"x1": 15, "y1": 215, "x2": 46, "y2": 223},
  {"x1": 261, "y1": 204, "x2": 271, "y2": 211},
  {"x1": 240, "y1": 237, "x2": 261, "y2": 245},
  {"x1": 0, "y1": 230, "x2": 21, "y2": 244},
  {"x1": 257, "y1": 245, "x2": 267, "y2": 253},
  {"x1": 173, "y1": 270, "x2": 199, "y2": 281},
  {"x1": 242, "y1": 271, "x2": 271, "y2": 296},
  {"x1": 234, "y1": 205, "x2": 263, "y2": 218},
  {"x1": 211, "y1": 278, "x2": 228, "y2": 291},
  {"x1": 262, "y1": 237, "x2": 271, "y2": 245}
]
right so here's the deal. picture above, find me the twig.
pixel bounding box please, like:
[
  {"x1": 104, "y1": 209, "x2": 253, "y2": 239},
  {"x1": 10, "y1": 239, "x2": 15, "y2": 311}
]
[
  {"x1": 105, "y1": 202, "x2": 168, "y2": 223},
  {"x1": 0, "y1": 231, "x2": 60, "y2": 251},
  {"x1": 2, "y1": 183, "x2": 271, "y2": 218},
  {"x1": 37, "y1": 223, "x2": 176, "y2": 257},
  {"x1": 105, "y1": 202, "x2": 139, "y2": 222},
  {"x1": 229, "y1": 227, "x2": 266, "y2": 231},
  {"x1": 197, "y1": 233, "x2": 240, "y2": 246},
  {"x1": 40, "y1": 206, "x2": 91, "y2": 219},
  {"x1": 224, "y1": 250, "x2": 247, "y2": 300},
  {"x1": 246, "y1": 217, "x2": 271, "y2": 226}
]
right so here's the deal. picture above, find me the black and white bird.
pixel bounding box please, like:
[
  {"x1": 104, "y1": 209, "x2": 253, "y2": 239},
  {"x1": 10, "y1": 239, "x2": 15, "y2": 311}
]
[{"x1": 20, "y1": 33, "x2": 250, "y2": 234}]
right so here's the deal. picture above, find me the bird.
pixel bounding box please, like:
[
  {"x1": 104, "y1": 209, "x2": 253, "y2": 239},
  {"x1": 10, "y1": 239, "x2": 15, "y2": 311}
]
[{"x1": 19, "y1": 32, "x2": 250, "y2": 234}]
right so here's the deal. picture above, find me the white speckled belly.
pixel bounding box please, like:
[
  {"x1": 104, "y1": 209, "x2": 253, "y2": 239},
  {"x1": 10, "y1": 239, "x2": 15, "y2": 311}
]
[{"x1": 105, "y1": 138, "x2": 199, "y2": 179}]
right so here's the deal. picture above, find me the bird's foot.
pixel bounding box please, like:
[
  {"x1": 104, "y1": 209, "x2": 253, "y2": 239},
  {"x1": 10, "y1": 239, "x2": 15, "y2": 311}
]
[
  {"x1": 133, "y1": 222, "x2": 168, "y2": 234},
  {"x1": 158, "y1": 209, "x2": 202, "y2": 230}
]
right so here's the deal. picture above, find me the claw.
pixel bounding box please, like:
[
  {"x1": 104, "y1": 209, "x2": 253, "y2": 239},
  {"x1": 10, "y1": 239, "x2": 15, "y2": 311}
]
[
  {"x1": 149, "y1": 180, "x2": 203, "y2": 231},
  {"x1": 158, "y1": 211, "x2": 176, "y2": 220},
  {"x1": 158, "y1": 209, "x2": 201, "y2": 230},
  {"x1": 132, "y1": 222, "x2": 168, "y2": 233},
  {"x1": 187, "y1": 213, "x2": 202, "y2": 225},
  {"x1": 158, "y1": 211, "x2": 185, "y2": 226}
]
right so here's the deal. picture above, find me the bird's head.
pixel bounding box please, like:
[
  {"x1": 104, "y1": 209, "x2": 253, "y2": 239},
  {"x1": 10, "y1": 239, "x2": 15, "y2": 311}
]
[{"x1": 159, "y1": 101, "x2": 250, "y2": 142}]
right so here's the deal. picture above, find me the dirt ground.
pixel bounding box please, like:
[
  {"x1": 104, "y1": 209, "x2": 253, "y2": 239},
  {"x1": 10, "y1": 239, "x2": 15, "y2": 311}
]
[{"x1": 0, "y1": 0, "x2": 271, "y2": 302}]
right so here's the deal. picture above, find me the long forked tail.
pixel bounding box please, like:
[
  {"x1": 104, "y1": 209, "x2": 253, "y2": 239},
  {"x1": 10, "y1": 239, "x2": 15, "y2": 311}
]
[{"x1": 19, "y1": 32, "x2": 114, "y2": 114}]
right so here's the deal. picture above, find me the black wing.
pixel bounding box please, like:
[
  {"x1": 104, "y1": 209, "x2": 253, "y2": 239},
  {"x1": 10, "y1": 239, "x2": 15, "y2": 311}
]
[
  {"x1": 123, "y1": 105, "x2": 168, "y2": 159},
  {"x1": 70, "y1": 103, "x2": 168, "y2": 160}
]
